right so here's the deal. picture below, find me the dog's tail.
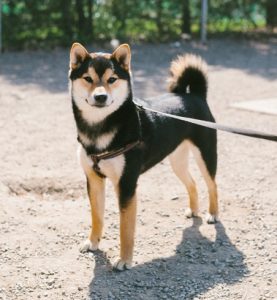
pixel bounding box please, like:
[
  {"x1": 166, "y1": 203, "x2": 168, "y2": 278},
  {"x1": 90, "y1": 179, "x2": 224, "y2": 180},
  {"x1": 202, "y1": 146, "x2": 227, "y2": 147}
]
[{"x1": 168, "y1": 54, "x2": 208, "y2": 100}]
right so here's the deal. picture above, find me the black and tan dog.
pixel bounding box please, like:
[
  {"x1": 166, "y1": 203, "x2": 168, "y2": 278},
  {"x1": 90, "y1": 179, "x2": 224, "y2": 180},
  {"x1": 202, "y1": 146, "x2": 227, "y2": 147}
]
[{"x1": 69, "y1": 43, "x2": 218, "y2": 270}]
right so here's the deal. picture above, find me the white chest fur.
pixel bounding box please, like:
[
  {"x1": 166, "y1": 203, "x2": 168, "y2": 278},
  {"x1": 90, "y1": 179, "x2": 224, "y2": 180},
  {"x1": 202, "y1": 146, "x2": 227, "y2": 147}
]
[
  {"x1": 78, "y1": 145, "x2": 125, "y2": 185},
  {"x1": 78, "y1": 129, "x2": 117, "y2": 150}
]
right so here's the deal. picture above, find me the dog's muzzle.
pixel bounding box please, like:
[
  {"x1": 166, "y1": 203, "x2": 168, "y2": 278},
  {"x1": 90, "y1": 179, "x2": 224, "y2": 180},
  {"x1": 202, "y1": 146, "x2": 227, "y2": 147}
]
[{"x1": 86, "y1": 94, "x2": 110, "y2": 107}]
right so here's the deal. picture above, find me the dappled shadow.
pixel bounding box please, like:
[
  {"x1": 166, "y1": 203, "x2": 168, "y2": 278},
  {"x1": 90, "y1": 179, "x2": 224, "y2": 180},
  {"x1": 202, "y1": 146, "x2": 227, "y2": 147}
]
[
  {"x1": 0, "y1": 49, "x2": 69, "y2": 93},
  {"x1": 131, "y1": 39, "x2": 277, "y2": 99},
  {"x1": 88, "y1": 218, "x2": 248, "y2": 300},
  {"x1": 200, "y1": 39, "x2": 277, "y2": 80},
  {"x1": 0, "y1": 39, "x2": 276, "y2": 97}
]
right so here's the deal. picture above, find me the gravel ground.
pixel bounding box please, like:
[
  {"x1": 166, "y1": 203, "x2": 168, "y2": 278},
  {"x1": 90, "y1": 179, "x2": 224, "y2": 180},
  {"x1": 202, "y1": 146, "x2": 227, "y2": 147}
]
[{"x1": 0, "y1": 38, "x2": 276, "y2": 300}]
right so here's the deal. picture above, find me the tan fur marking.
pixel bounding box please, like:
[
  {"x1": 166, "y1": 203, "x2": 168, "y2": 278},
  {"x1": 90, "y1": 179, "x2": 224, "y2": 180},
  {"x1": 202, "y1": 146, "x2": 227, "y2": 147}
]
[
  {"x1": 78, "y1": 132, "x2": 91, "y2": 146},
  {"x1": 84, "y1": 67, "x2": 124, "y2": 103},
  {"x1": 102, "y1": 68, "x2": 115, "y2": 82},
  {"x1": 78, "y1": 146, "x2": 106, "y2": 249},
  {"x1": 105, "y1": 78, "x2": 122, "y2": 92},
  {"x1": 87, "y1": 171, "x2": 106, "y2": 246},
  {"x1": 112, "y1": 44, "x2": 131, "y2": 71},
  {"x1": 208, "y1": 185, "x2": 218, "y2": 216},
  {"x1": 86, "y1": 68, "x2": 100, "y2": 86},
  {"x1": 119, "y1": 194, "x2": 137, "y2": 265},
  {"x1": 169, "y1": 141, "x2": 199, "y2": 215},
  {"x1": 190, "y1": 142, "x2": 218, "y2": 217},
  {"x1": 75, "y1": 68, "x2": 99, "y2": 93},
  {"x1": 100, "y1": 69, "x2": 122, "y2": 95},
  {"x1": 90, "y1": 52, "x2": 111, "y2": 59},
  {"x1": 70, "y1": 43, "x2": 88, "y2": 69}
]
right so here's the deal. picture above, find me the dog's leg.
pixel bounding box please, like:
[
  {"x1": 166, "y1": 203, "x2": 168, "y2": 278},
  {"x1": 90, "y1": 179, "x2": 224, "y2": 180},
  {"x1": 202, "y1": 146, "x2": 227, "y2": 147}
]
[
  {"x1": 169, "y1": 141, "x2": 198, "y2": 218},
  {"x1": 112, "y1": 172, "x2": 138, "y2": 271},
  {"x1": 79, "y1": 149, "x2": 106, "y2": 253},
  {"x1": 191, "y1": 143, "x2": 218, "y2": 224},
  {"x1": 113, "y1": 193, "x2": 137, "y2": 271}
]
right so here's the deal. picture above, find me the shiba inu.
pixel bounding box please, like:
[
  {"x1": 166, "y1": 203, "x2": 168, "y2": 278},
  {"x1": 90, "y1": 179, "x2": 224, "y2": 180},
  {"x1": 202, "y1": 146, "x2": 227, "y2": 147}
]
[{"x1": 69, "y1": 43, "x2": 218, "y2": 271}]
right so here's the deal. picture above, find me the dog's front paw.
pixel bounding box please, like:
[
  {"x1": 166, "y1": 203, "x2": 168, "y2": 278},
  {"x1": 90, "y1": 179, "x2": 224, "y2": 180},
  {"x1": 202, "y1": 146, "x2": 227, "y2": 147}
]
[
  {"x1": 206, "y1": 213, "x2": 218, "y2": 224},
  {"x1": 113, "y1": 259, "x2": 132, "y2": 271},
  {"x1": 185, "y1": 208, "x2": 198, "y2": 218},
  {"x1": 79, "y1": 239, "x2": 99, "y2": 253}
]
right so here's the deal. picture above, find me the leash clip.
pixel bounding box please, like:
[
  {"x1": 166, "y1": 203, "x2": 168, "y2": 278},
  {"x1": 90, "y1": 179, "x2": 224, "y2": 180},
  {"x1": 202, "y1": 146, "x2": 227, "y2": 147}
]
[{"x1": 134, "y1": 100, "x2": 145, "y2": 111}]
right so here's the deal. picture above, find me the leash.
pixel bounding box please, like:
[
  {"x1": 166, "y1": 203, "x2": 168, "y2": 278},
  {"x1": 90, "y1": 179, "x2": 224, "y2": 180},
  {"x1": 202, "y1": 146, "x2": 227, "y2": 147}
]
[
  {"x1": 89, "y1": 99, "x2": 276, "y2": 178},
  {"x1": 134, "y1": 100, "x2": 277, "y2": 143}
]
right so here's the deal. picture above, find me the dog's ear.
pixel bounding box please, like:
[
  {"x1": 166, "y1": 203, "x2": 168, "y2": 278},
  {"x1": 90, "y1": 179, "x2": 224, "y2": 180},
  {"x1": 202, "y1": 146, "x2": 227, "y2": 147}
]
[
  {"x1": 112, "y1": 44, "x2": 131, "y2": 71},
  {"x1": 70, "y1": 43, "x2": 89, "y2": 69}
]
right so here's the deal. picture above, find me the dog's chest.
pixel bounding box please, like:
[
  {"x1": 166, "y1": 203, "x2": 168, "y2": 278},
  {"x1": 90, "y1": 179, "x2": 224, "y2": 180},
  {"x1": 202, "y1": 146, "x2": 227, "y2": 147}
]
[
  {"x1": 78, "y1": 130, "x2": 116, "y2": 151},
  {"x1": 79, "y1": 146, "x2": 125, "y2": 184}
]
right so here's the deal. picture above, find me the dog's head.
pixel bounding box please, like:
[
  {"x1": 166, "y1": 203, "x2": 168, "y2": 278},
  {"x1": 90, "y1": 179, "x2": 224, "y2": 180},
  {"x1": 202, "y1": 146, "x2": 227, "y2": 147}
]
[{"x1": 69, "y1": 43, "x2": 132, "y2": 122}]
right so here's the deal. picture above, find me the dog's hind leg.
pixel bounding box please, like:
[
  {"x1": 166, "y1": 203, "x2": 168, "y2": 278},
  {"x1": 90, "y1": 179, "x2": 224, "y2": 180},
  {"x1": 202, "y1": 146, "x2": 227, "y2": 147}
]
[
  {"x1": 190, "y1": 141, "x2": 218, "y2": 224},
  {"x1": 169, "y1": 140, "x2": 199, "y2": 218}
]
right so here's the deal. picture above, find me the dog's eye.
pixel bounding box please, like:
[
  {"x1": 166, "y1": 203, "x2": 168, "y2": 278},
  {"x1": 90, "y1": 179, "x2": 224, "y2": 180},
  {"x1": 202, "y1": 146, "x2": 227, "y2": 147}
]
[
  {"x1": 107, "y1": 77, "x2": 117, "y2": 84},
  {"x1": 83, "y1": 76, "x2": 93, "y2": 83}
]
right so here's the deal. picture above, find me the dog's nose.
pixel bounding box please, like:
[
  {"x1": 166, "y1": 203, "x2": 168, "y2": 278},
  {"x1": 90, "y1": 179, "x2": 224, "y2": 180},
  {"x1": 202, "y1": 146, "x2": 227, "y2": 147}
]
[{"x1": 94, "y1": 94, "x2": 107, "y2": 103}]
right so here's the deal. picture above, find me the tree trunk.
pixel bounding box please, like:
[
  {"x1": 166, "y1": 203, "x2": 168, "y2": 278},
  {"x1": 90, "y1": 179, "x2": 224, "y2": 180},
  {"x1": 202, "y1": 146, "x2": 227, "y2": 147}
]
[
  {"x1": 182, "y1": 0, "x2": 191, "y2": 34},
  {"x1": 60, "y1": 0, "x2": 73, "y2": 42},
  {"x1": 76, "y1": 0, "x2": 86, "y2": 34},
  {"x1": 266, "y1": 0, "x2": 277, "y2": 28},
  {"x1": 156, "y1": 0, "x2": 163, "y2": 37},
  {"x1": 87, "y1": 0, "x2": 94, "y2": 38},
  {"x1": 112, "y1": 0, "x2": 127, "y2": 38}
]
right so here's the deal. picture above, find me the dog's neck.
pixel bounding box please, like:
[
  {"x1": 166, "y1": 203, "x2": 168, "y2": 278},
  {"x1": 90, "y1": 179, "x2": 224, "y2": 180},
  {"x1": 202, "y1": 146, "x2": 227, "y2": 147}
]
[{"x1": 72, "y1": 97, "x2": 140, "y2": 155}]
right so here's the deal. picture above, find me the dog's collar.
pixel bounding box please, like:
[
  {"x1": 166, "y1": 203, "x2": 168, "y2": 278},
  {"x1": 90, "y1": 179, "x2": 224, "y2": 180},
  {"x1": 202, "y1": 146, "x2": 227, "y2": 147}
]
[{"x1": 91, "y1": 140, "x2": 141, "y2": 178}]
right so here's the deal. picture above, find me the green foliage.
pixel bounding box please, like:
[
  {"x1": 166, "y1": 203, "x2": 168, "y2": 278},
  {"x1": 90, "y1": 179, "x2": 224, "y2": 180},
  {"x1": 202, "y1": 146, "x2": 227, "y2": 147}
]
[{"x1": 1, "y1": 0, "x2": 268, "y2": 50}]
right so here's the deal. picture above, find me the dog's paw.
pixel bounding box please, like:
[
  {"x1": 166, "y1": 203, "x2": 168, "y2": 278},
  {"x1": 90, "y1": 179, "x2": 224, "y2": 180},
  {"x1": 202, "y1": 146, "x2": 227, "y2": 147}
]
[
  {"x1": 185, "y1": 208, "x2": 198, "y2": 218},
  {"x1": 79, "y1": 239, "x2": 99, "y2": 253},
  {"x1": 206, "y1": 213, "x2": 218, "y2": 224},
  {"x1": 113, "y1": 259, "x2": 132, "y2": 271}
]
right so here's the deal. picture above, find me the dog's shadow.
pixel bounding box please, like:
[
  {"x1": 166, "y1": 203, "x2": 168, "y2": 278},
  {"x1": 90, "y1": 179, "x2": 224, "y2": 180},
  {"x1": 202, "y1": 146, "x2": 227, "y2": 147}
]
[{"x1": 88, "y1": 219, "x2": 248, "y2": 299}]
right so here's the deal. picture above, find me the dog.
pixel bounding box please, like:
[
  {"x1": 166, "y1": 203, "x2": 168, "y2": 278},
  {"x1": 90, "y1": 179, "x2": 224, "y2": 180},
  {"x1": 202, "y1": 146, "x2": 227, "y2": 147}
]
[{"x1": 69, "y1": 43, "x2": 218, "y2": 271}]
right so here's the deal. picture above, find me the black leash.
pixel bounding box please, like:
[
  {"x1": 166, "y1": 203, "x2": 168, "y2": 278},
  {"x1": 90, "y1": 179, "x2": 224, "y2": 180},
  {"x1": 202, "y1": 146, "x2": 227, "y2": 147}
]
[{"x1": 134, "y1": 100, "x2": 277, "y2": 142}]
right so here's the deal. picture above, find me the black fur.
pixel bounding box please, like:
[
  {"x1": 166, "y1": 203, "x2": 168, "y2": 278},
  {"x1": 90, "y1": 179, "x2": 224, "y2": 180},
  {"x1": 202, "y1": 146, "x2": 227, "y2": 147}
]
[
  {"x1": 138, "y1": 93, "x2": 217, "y2": 177},
  {"x1": 70, "y1": 55, "x2": 217, "y2": 209},
  {"x1": 171, "y1": 67, "x2": 208, "y2": 99}
]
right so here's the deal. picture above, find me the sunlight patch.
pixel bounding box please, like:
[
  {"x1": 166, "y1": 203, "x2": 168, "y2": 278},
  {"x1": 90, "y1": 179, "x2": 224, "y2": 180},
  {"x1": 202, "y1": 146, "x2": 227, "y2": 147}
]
[{"x1": 230, "y1": 98, "x2": 277, "y2": 115}]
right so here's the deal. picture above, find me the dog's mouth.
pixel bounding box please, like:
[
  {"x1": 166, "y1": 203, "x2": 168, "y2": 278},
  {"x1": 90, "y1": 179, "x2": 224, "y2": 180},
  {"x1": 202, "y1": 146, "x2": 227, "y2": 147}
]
[{"x1": 85, "y1": 99, "x2": 112, "y2": 108}]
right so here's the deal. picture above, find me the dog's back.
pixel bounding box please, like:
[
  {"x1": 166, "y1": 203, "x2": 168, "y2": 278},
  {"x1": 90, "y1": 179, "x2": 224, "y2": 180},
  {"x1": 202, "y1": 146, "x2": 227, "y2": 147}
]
[{"x1": 139, "y1": 54, "x2": 217, "y2": 178}]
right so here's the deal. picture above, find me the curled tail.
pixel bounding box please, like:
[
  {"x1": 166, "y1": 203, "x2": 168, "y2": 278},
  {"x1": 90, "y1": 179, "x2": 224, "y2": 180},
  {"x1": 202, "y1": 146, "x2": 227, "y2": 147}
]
[{"x1": 168, "y1": 54, "x2": 208, "y2": 100}]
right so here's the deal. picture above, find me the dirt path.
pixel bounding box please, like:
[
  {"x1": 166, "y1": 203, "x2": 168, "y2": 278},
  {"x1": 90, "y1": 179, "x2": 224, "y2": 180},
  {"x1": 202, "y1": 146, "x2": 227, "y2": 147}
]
[{"x1": 0, "y1": 39, "x2": 277, "y2": 300}]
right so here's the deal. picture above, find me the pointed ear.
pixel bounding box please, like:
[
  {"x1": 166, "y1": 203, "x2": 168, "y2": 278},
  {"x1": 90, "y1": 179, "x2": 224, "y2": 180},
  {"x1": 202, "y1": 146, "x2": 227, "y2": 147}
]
[
  {"x1": 112, "y1": 44, "x2": 131, "y2": 71},
  {"x1": 70, "y1": 43, "x2": 89, "y2": 69}
]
